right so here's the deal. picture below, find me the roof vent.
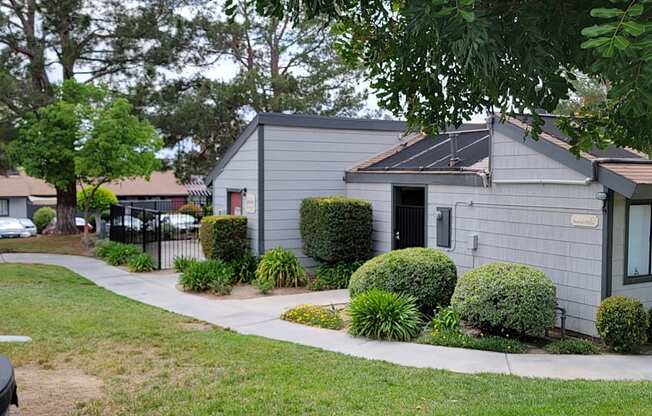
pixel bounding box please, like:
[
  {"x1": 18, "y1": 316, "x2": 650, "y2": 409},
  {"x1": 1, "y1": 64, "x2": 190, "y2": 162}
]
[{"x1": 448, "y1": 133, "x2": 460, "y2": 167}]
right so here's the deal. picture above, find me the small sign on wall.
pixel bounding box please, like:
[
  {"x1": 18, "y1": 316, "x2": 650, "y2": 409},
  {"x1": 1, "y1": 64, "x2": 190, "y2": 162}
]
[
  {"x1": 570, "y1": 214, "x2": 599, "y2": 228},
  {"x1": 245, "y1": 193, "x2": 256, "y2": 214}
]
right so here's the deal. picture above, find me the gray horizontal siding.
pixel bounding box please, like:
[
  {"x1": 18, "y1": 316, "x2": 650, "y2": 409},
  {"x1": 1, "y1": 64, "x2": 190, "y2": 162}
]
[
  {"x1": 346, "y1": 182, "x2": 392, "y2": 254},
  {"x1": 263, "y1": 125, "x2": 403, "y2": 267},
  {"x1": 212, "y1": 127, "x2": 259, "y2": 254}
]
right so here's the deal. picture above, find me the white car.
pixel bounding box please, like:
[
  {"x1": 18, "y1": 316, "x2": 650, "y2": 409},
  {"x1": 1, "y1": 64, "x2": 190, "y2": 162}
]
[
  {"x1": 113, "y1": 215, "x2": 144, "y2": 231},
  {"x1": 0, "y1": 218, "x2": 30, "y2": 238},
  {"x1": 17, "y1": 218, "x2": 37, "y2": 236},
  {"x1": 161, "y1": 213, "x2": 199, "y2": 231}
]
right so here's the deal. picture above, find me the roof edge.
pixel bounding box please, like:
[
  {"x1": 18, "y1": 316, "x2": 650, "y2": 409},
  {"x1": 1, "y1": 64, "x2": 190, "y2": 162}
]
[
  {"x1": 345, "y1": 170, "x2": 486, "y2": 187},
  {"x1": 206, "y1": 113, "x2": 408, "y2": 185}
]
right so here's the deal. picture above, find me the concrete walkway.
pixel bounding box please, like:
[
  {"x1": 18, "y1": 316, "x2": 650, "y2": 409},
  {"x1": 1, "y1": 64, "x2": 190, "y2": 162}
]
[{"x1": 3, "y1": 253, "x2": 652, "y2": 381}]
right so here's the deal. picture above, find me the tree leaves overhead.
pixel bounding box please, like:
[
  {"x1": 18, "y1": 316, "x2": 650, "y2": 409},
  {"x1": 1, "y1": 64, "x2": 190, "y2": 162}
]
[{"x1": 238, "y1": 0, "x2": 652, "y2": 156}]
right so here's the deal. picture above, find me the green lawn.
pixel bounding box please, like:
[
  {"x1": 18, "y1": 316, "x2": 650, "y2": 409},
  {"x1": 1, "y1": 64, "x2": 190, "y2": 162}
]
[
  {"x1": 0, "y1": 235, "x2": 91, "y2": 256},
  {"x1": 1, "y1": 264, "x2": 651, "y2": 415}
]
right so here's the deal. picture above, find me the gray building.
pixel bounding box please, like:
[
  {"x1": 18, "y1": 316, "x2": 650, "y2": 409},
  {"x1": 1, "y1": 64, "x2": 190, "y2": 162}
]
[{"x1": 207, "y1": 112, "x2": 652, "y2": 336}]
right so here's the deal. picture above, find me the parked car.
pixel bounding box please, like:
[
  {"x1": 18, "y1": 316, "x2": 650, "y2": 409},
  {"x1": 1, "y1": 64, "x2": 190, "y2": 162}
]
[
  {"x1": 44, "y1": 217, "x2": 94, "y2": 234},
  {"x1": 112, "y1": 215, "x2": 144, "y2": 231},
  {"x1": 0, "y1": 218, "x2": 30, "y2": 239},
  {"x1": 16, "y1": 218, "x2": 37, "y2": 237},
  {"x1": 0, "y1": 354, "x2": 18, "y2": 415},
  {"x1": 161, "y1": 213, "x2": 199, "y2": 231}
]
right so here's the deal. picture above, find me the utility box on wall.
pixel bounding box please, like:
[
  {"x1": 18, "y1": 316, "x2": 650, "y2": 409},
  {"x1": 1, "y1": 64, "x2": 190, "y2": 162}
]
[{"x1": 436, "y1": 207, "x2": 451, "y2": 248}]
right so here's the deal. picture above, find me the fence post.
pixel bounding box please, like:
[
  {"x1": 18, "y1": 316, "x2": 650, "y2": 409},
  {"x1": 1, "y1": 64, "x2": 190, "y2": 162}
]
[{"x1": 157, "y1": 212, "x2": 162, "y2": 270}]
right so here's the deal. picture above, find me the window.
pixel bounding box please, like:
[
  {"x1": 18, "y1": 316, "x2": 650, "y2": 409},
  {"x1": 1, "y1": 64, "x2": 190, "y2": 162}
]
[
  {"x1": 627, "y1": 203, "x2": 652, "y2": 281},
  {"x1": 0, "y1": 199, "x2": 7, "y2": 216}
]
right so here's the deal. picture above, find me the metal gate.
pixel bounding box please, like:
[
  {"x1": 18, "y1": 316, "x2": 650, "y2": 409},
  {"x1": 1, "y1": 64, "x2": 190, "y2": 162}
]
[
  {"x1": 109, "y1": 201, "x2": 206, "y2": 269},
  {"x1": 394, "y1": 205, "x2": 425, "y2": 249}
]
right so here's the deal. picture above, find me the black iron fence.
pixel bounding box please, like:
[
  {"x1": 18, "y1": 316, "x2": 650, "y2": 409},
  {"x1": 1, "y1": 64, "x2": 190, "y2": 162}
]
[{"x1": 109, "y1": 200, "x2": 206, "y2": 269}]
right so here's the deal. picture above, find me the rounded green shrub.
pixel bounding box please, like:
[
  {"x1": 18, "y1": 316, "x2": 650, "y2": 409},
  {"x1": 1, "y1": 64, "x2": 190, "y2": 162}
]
[
  {"x1": 348, "y1": 289, "x2": 423, "y2": 341},
  {"x1": 596, "y1": 296, "x2": 648, "y2": 352},
  {"x1": 451, "y1": 262, "x2": 556, "y2": 336},
  {"x1": 348, "y1": 248, "x2": 457, "y2": 314},
  {"x1": 33, "y1": 207, "x2": 56, "y2": 233},
  {"x1": 127, "y1": 253, "x2": 155, "y2": 272},
  {"x1": 256, "y1": 247, "x2": 306, "y2": 289},
  {"x1": 180, "y1": 259, "x2": 234, "y2": 294}
]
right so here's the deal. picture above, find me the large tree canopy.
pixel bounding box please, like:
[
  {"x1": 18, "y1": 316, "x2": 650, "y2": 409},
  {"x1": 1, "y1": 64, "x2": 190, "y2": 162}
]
[
  {"x1": 139, "y1": 0, "x2": 369, "y2": 181},
  {"x1": 8, "y1": 81, "x2": 162, "y2": 235},
  {"x1": 238, "y1": 0, "x2": 652, "y2": 156},
  {"x1": 0, "y1": 0, "x2": 194, "y2": 231}
]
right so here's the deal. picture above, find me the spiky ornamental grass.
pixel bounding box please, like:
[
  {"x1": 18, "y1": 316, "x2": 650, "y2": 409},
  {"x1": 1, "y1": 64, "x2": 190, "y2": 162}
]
[
  {"x1": 255, "y1": 247, "x2": 306, "y2": 289},
  {"x1": 348, "y1": 289, "x2": 423, "y2": 341}
]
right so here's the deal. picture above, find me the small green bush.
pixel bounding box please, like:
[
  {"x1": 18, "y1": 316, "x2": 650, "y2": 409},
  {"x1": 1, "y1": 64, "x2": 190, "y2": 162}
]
[
  {"x1": 349, "y1": 248, "x2": 457, "y2": 314},
  {"x1": 431, "y1": 306, "x2": 461, "y2": 335},
  {"x1": 418, "y1": 330, "x2": 528, "y2": 354},
  {"x1": 227, "y1": 252, "x2": 259, "y2": 284},
  {"x1": 33, "y1": 207, "x2": 56, "y2": 233},
  {"x1": 256, "y1": 247, "x2": 306, "y2": 289},
  {"x1": 199, "y1": 215, "x2": 248, "y2": 261},
  {"x1": 127, "y1": 253, "x2": 155, "y2": 273},
  {"x1": 451, "y1": 262, "x2": 556, "y2": 336},
  {"x1": 281, "y1": 305, "x2": 344, "y2": 330},
  {"x1": 310, "y1": 261, "x2": 363, "y2": 291},
  {"x1": 253, "y1": 278, "x2": 274, "y2": 294},
  {"x1": 300, "y1": 196, "x2": 373, "y2": 262},
  {"x1": 180, "y1": 259, "x2": 234, "y2": 294},
  {"x1": 94, "y1": 240, "x2": 121, "y2": 259},
  {"x1": 104, "y1": 243, "x2": 142, "y2": 266},
  {"x1": 596, "y1": 296, "x2": 648, "y2": 352},
  {"x1": 544, "y1": 339, "x2": 598, "y2": 355},
  {"x1": 173, "y1": 256, "x2": 197, "y2": 273},
  {"x1": 348, "y1": 289, "x2": 423, "y2": 341}
]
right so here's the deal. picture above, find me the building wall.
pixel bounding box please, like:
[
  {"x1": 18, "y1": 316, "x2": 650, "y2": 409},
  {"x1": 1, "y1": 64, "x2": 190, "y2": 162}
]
[
  {"x1": 346, "y1": 129, "x2": 605, "y2": 335},
  {"x1": 611, "y1": 192, "x2": 652, "y2": 308},
  {"x1": 345, "y1": 182, "x2": 392, "y2": 254},
  {"x1": 263, "y1": 125, "x2": 402, "y2": 267},
  {"x1": 212, "y1": 128, "x2": 259, "y2": 253}
]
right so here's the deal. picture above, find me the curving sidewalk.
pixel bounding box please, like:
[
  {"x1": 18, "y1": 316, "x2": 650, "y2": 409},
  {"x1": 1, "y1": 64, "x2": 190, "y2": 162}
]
[{"x1": 2, "y1": 253, "x2": 652, "y2": 381}]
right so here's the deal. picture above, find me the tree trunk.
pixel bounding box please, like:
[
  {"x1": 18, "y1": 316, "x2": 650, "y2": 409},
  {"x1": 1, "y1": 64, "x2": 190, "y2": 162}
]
[
  {"x1": 94, "y1": 210, "x2": 102, "y2": 237},
  {"x1": 55, "y1": 183, "x2": 78, "y2": 235}
]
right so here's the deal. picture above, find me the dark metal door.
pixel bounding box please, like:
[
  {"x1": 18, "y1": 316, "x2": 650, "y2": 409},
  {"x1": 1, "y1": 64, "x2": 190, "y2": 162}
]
[
  {"x1": 393, "y1": 186, "x2": 425, "y2": 249},
  {"x1": 394, "y1": 205, "x2": 425, "y2": 249}
]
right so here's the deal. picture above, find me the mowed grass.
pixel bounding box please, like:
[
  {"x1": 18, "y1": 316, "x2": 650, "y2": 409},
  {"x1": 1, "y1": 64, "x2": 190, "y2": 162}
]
[
  {"x1": 0, "y1": 234, "x2": 91, "y2": 256},
  {"x1": 1, "y1": 264, "x2": 651, "y2": 415}
]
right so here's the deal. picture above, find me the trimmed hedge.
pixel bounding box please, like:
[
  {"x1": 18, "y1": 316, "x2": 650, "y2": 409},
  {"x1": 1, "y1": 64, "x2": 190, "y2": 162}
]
[
  {"x1": 451, "y1": 262, "x2": 557, "y2": 336},
  {"x1": 300, "y1": 196, "x2": 373, "y2": 262},
  {"x1": 349, "y1": 248, "x2": 457, "y2": 314},
  {"x1": 596, "y1": 296, "x2": 648, "y2": 352},
  {"x1": 199, "y1": 215, "x2": 248, "y2": 261}
]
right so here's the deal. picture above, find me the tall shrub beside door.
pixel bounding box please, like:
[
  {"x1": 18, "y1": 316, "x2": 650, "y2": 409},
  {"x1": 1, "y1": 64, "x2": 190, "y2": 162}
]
[{"x1": 300, "y1": 196, "x2": 373, "y2": 289}]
